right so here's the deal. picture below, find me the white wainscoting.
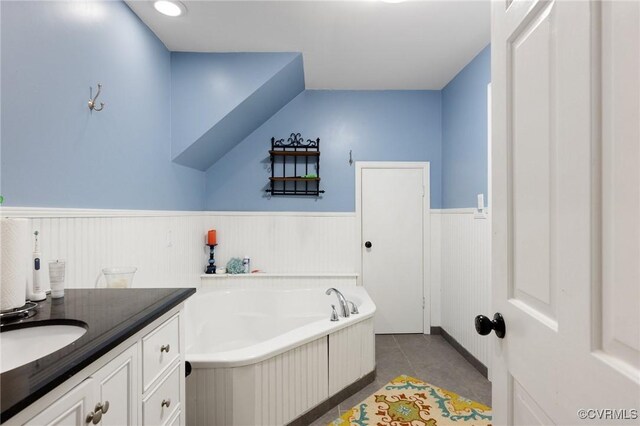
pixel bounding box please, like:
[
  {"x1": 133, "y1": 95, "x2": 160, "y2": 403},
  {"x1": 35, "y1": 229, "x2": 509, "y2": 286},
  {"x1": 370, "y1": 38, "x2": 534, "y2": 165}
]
[
  {"x1": 204, "y1": 212, "x2": 357, "y2": 274},
  {"x1": 10, "y1": 212, "x2": 207, "y2": 290},
  {"x1": 4, "y1": 206, "x2": 492, "y2": 372},
  {"x1": 430, "y1": 213, "x2": 442, "y2": 327},
  {"x1": 436, "y1": 209, "x2": 491, "y2": 370},
  {"x1": 1, "y1": 208, "x2": 357, "y2": 291}
]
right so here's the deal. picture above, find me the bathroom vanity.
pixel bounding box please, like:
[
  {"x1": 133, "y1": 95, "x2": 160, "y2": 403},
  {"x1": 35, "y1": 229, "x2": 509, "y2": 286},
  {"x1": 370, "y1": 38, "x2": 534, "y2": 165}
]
[{"x1": 0, "y1": 288, "x2": 195, "y2": 425}]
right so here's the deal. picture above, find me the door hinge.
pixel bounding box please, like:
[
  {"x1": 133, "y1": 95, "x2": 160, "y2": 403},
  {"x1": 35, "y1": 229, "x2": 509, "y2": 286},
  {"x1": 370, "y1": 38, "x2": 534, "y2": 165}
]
[{"x1": 423, "y1": 297, "x2": 425, "y2": 308}]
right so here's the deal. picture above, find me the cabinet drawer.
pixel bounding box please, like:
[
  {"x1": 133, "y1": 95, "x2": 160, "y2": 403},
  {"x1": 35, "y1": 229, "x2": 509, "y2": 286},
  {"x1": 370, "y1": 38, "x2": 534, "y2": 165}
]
[
  {"x1": 143, "y1": 363, "x2": 180, "y2": 426},
  {"x1": 142, "y1": 314, "x2": 180, "y2": 391}
]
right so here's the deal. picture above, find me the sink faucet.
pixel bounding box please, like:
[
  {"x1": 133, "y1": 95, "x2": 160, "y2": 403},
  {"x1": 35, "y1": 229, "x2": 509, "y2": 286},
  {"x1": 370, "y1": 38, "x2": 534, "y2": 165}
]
[{"x1": 326, "y1": 288, "x2": 350, "y2": 318}]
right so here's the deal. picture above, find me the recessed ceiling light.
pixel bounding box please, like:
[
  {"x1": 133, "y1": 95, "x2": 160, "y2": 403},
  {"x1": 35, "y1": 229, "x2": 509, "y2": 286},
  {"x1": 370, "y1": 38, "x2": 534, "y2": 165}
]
[{"x1": 153, "y1": 0, "x2": 186, "y2": 17}]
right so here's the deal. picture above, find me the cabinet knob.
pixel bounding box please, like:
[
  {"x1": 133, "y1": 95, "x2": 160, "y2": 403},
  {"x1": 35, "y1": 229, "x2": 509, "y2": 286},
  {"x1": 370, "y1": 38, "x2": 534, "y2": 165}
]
[
  {"x1": 364, "y1": 241, "x2": 372, "y2": 248},
  {"x1": 161, "y1": 398, "x2": 171, "y2": 408},
  {"x1": 95, "y1": 401, "x2": 109, "y2": 414},
  {"x1": 86, "y1": 410, "x2": 102, "y2": 425},
  {"x1": 160, "y1": 344, "x2": 170, "y2": 353}
]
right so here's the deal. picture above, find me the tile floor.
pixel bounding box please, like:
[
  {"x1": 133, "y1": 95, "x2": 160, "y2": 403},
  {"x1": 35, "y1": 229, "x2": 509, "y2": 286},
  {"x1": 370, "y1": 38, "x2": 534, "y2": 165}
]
[{"x1": 309, "y1": 333, "x2": 492, "y2": 426}]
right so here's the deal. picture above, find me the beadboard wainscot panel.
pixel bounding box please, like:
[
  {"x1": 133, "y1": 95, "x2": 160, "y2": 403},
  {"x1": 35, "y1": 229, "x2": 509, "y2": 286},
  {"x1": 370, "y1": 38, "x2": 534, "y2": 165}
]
[
  {"x1": 430, "y1": 212, "x2": 442, "y2": 327},
  {"x1": 205, "y1": 212, "x2": 357, "y2": 274},
  {"x1": 437, "y1": 208, "x2": 491, "y2": 371},
  {"x1": 1, "y1": 208, "x2": 357, "y2": 291},
  {"x1": 1, "y1": 208, "x2": 208, "y2": 290}
]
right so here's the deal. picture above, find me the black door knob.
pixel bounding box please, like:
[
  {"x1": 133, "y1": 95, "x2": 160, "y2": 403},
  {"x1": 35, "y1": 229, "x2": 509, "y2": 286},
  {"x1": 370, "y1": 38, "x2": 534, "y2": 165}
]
[
  {"x1": 475, "y1": 313, "x2": 506, "y2": 338},
  {"x1": 364, "y1": 241, "x2": 372, "y2": 248}
]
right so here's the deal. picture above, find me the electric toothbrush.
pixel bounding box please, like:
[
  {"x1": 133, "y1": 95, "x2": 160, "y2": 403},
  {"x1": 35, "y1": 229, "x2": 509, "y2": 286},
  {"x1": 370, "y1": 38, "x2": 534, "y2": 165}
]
[{"x1": 29, "y1": 231, "x2": 46, "y2": 301}]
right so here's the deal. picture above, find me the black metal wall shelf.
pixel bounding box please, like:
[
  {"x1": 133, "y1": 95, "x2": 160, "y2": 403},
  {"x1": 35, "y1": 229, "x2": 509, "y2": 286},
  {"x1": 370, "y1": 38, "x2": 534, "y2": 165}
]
[
  {"x1": 270, "y1": 177, "x2": 321, "y2": 182},
  {"x1": 268, "y1": 150, "x2": 320, "y2": 157},
  {"x1": 266, "y1": 133, "x2": 324, "y2": 196}
]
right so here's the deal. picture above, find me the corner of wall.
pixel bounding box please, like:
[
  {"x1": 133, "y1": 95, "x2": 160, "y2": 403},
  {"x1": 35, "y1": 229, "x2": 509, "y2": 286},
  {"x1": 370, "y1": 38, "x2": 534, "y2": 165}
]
[{"x1": 170, "y1": 53, "x2": 305, "y2": 171}]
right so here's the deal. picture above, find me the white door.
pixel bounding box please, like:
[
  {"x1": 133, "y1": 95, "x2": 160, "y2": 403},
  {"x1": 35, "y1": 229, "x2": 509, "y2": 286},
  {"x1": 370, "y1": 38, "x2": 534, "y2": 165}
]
[
  {"x1": 357, "y1": 162, "x2": 428, "y2": 334},
  {"x1": 491, "y1": 1, "x2": 640, "y2": 424}
]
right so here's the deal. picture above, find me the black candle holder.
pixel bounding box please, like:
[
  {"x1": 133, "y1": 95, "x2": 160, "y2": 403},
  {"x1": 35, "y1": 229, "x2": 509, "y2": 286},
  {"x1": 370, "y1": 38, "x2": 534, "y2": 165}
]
[{"x1": 205, "y1": 244, "x2": 217, "y2": 274}]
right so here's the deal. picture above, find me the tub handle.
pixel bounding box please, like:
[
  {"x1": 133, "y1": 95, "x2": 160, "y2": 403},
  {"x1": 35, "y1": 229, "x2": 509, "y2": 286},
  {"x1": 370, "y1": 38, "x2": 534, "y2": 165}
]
[
  {"x1": 330, "y1": 305, "x2": 339, "y2": 322},
  {"x1": 161, "y1": 344, "x2": 171, "y2": 353},
  {"x1": 348, "y1": 301, "x2": 359, "y2": 315}
]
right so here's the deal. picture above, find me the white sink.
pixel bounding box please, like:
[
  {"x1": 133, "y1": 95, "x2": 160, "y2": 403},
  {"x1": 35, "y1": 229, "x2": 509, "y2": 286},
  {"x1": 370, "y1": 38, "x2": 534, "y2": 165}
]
[{"x1": 1, "y1": 324, "x2": 87, "y2": 373}]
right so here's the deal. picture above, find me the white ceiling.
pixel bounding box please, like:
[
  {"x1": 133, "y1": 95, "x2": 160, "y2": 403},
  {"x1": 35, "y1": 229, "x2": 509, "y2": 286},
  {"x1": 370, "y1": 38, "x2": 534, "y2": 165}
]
[{"x1": 126, "y1": 0, "x2": 490, "y2": 90}]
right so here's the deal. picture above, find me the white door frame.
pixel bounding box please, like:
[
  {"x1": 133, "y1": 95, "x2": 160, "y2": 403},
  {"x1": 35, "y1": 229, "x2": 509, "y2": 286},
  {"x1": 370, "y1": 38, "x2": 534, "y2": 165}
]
[{"x1": 355, "y1": 161, "x2": 431, "y2": 333}]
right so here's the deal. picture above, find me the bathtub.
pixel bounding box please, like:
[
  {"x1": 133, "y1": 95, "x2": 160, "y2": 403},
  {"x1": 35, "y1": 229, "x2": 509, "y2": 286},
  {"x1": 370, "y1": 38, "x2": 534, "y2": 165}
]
[{"x1": 184, "y1": 283, "x2": 376, "y2": 426}]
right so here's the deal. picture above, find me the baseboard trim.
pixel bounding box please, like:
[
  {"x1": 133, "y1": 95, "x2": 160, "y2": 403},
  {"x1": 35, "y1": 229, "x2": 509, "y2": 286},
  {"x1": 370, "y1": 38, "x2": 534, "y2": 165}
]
[
  {"x1": 287, "y1": 369, "x2": 376, "y2": 426},
  {"x1": 430, "y1": 326, "x2": 488, "y2": 378}
]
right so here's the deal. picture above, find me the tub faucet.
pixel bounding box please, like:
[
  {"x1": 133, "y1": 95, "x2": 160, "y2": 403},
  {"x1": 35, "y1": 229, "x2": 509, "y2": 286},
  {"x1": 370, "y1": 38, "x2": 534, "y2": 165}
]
[{"x1": 326, "y1": 288, "x2": 350, "y2": 318}]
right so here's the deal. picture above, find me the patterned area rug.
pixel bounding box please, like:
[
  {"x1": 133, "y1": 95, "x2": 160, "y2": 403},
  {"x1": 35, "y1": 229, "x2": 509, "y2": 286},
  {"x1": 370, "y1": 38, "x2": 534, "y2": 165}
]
[{"x1": 330, "y1": 375, "x2": 492, "y2": 426}]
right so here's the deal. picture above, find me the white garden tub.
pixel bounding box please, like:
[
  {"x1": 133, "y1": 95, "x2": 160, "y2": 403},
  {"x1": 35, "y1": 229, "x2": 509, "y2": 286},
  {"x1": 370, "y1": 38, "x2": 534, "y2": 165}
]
[{"x1": 184, "y1": 283, "x2": 376, "y2": 426}]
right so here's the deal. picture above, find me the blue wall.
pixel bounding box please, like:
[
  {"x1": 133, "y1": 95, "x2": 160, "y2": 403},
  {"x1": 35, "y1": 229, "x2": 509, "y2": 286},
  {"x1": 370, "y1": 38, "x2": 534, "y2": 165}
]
[
  {"x1": 204, "y1": 90, "x2": 442, "y2": 211},
  {"x1": 1, "y1": 0, "x2": 489, "y2": 212},
  {"x1": 441, "y1": 45, "x2": 491, "y2": 208},
  {"x1": 1, "y1": 0, "x2": 204, "y2": 210},
  {"x1": 171, "y1": 52, "x2": 305, "y2": 170}
]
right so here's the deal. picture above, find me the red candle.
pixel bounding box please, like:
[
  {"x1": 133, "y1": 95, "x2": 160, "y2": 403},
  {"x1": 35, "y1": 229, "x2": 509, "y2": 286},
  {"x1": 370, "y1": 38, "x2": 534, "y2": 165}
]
[{"x1": 207, "y1": 229, "x2": 217, "y2": 245}]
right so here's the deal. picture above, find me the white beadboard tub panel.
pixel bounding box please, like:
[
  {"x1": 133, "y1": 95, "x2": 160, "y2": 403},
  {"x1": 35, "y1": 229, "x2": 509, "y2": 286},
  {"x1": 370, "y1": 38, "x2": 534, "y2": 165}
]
[
  {"x1": 186, "y1": 336, "x2": 330, "y2": 426},
  {"x1": 328, "y1": 317, "x2": 375, "y2": 395},
  {"x1": 439, "y1": 210, "x2": 491, "y2": 369},
  {"x1": 186, "y1": 364, "x2": 234, "y2": 426},
  {"x1": 361, "y1": 318, "x2": 376, "y2": 376},
  {"x1": 252, "y1": 337, "x2": 328, "y2": 426},
  {"x1": 185, "y1": 318, "x2": 374, "y2": 426},
  {"x1": 1, "y1": 208, "x2": 357, "y2": 290}
]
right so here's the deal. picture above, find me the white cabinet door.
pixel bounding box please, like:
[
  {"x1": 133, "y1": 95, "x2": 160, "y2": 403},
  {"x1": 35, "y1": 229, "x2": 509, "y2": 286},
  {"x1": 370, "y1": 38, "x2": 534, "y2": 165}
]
[
  {"x1": 25, "y1": 378, "x2": 96, "y2": 426},
  {"x1": 491, "y1": 0, "x2": 640, "y2": 424},
  {"x1": 92, "y1": 344, "x2": 139, "y2": 426}
]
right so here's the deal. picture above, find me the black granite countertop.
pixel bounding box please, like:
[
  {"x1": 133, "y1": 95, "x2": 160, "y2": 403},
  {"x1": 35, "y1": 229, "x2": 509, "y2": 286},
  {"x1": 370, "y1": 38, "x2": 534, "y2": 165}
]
[{"x1": 0, "y1": 288, "x2": 196, "y2": 423}]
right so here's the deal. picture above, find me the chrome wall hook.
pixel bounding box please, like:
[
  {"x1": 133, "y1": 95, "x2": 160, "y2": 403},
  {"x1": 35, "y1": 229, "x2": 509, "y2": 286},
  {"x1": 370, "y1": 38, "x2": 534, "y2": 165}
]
[{"x1": 88, "y1": 83, "x2": 105, "y2": 112}]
